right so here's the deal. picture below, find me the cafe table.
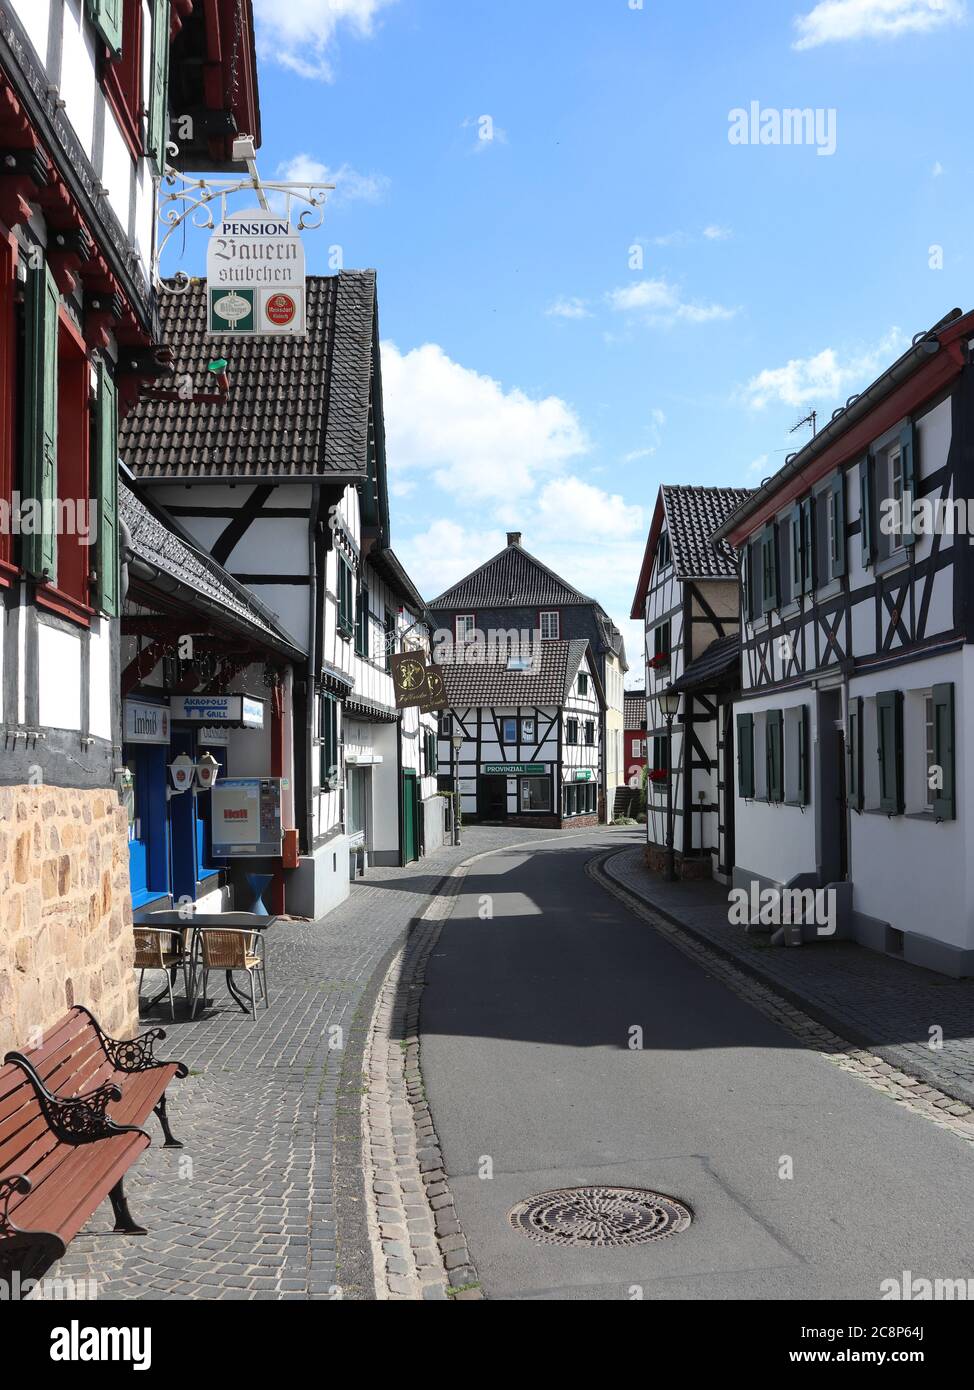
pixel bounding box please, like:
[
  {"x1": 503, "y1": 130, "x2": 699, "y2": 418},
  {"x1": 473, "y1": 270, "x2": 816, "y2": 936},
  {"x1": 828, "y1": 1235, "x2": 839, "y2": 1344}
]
[{"x1": 134, "y1": 911, "x2": 278, "y2": 1015}]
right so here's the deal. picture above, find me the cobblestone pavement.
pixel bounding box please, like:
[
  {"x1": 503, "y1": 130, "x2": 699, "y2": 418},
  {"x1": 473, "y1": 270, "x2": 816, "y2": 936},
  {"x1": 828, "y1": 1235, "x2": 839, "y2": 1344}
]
[
  {"x1": 604, "y1": 846, "x2": 974, "y2": 1109},
  {"x1": 45, "y1": 825, "x2": 597, "y2": 1301}
]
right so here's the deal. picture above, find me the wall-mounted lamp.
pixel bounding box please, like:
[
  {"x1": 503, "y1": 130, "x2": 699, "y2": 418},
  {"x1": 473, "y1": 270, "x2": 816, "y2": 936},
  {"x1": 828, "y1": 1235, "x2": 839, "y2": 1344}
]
[{"x1": 167, "y1": 752, "x2": 221, "y2": 799}]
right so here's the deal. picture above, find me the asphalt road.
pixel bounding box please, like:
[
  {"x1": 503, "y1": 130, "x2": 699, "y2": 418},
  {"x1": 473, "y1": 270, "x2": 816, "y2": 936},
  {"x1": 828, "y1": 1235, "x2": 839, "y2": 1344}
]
[{"x1": 420, "y1": 833, "x2": 974, "y2": 1300}]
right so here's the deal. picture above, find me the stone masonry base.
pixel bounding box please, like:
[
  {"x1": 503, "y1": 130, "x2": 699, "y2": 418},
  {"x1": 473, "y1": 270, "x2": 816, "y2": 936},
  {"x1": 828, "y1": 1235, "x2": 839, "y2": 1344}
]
[
  {"x1": 0, "y1": 784, "x2": 138, "y2": 1059},
  {"x1": 643, "y1": 841, "x2": 713, "y2": 881}
]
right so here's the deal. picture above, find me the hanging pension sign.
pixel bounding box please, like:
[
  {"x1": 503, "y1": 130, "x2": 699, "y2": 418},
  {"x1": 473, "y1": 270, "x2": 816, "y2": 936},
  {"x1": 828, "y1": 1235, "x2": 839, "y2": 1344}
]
[{"x1": 206, "y1": 210, "x2": 306, "y2": 336}]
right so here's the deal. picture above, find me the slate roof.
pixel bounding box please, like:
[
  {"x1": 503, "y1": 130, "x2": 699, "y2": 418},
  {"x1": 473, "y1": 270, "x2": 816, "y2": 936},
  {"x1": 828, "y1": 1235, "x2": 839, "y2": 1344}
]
[
  {"x1": 671, "y1": 634, "x2": 740, "y2": 693},
  {"x1": 661, "y1": 486, "x2": 753, "y2": 579},
  {"x1": 429, "y1": 541, "x2": 593, "y2": 610},
  {"x1": 120, "y1": 481, "x2": 304, "y2": 654},
  {"x1": 624, "y1": 690, "x2": 647, "y2": 730},
  {"x1": 120, "y1": 273, "x2": 377, "y2": 480},
  {"x1": 436, "y1": 639, "x2": 595, "y2": 709}
]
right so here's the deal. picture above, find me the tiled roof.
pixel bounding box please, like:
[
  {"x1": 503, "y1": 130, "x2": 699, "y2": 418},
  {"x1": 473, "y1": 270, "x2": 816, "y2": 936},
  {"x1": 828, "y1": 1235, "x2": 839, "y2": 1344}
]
[
  {"x1": 661, "y1": 486, "x2": 753, "y2": 579},
  {"x1": 120, "y1": 481, "x2": 304, "y2": 653},
  {"x1": 120, "y1": 273, "x2": 377, "y2": 480},
  {"x1": 624, "y1": 691, "x2": 646, "y2": 730},
  {"x1": 671, "y1": 634, "x2": 740, "y2": 693},
  {"x1": 436, "y1": 638, "x2": 592, "y2": 708},
  {"x1": 429, "y1": 541, "x2": 593, "y2": 609}
]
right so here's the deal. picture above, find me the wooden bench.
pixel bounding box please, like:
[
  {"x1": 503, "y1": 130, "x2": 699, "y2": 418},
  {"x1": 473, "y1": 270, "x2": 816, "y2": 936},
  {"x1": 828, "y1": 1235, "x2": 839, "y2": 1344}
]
[{"x1": 0, "y1": 1006, "x2": 187, "y2": 1283}]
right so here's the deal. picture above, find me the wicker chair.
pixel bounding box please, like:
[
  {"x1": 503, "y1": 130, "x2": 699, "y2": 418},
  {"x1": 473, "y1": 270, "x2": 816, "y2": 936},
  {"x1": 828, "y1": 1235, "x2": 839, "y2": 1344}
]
[
  {"x1": 191, "y1": 927, "x2": 268, "y2": 1021},
  {"x1": 133, "y1": 925, "x2": 192, "y2": 1021}
]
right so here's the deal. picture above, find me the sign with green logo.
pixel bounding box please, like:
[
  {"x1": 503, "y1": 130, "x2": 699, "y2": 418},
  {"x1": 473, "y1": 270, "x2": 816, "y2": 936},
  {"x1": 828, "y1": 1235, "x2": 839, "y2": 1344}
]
[
  {"x1": 209, "y1": 288, "x2": 255, "y2": 332},
  {"x1": 484, "y1": 763, "x2": 545, "y2": 776},
  {"x1": 574, "y1": 769, "x2": 594, "y2": 781}
]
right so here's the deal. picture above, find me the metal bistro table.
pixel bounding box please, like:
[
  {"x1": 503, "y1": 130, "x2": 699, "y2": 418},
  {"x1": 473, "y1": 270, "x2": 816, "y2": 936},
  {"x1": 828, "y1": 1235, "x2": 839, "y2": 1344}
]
[{"x1": 134, "y1": 912, "x2": 278, "y2": 1016}]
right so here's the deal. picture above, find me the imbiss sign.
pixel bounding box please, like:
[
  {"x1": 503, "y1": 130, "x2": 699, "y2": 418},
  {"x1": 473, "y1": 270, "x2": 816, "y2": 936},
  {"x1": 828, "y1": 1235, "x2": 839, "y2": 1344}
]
[{"x1": 207, "y1": 210, "x2": 306, "y2": 336}]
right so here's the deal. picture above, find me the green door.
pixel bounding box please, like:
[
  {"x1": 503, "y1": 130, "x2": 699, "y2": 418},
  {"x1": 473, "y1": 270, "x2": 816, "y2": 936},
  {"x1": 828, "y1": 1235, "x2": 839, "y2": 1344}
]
[{"x1": 402, "y1": 770, "x2": 419, "y2": 865}]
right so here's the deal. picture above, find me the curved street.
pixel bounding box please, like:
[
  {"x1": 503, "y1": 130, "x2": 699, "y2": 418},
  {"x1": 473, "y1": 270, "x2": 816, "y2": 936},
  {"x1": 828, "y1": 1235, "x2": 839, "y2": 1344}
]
[{"x1": 419, "y1": 833, "x2": 974, "y2": 1301}]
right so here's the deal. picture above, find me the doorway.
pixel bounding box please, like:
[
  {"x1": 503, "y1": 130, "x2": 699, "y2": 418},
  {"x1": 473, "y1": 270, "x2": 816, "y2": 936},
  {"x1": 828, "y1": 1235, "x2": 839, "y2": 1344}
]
[
  {"x1": 478, "y1": 775, "x2": 508, "y2": 821},
  {"x1": 401, "y1": 769, "x2": 419, "y2": 864},
  {"x1": 817, "y1": 689, "x2": 849, "y2": 883}
]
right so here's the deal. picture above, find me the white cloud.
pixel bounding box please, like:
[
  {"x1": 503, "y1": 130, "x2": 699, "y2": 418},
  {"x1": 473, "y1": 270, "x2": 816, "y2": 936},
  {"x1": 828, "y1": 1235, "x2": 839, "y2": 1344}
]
[
  {"x1": 747, "y1": 453, "x2": 771, "y2": 475},
  {"x1": 607, "y1": 277, "x2": 737, "y2": 326},
  {"x1": 932, "y1": 160, "x2": 945, "y2": 176},
  {"x1": 793, "y1": 0, "x2": 966, "y2": 51},
  {"x1": 397, "y1": 520, "x2": 508, "y2": 599},
  {"x1": 545, "y1": 297, "x2": 592, "y2": 320},
  {"x1": 703, "y1": 224, "x2": 732, "y2": 241},
  {"x1": 381, "y1": 341, "x2": 588, "y2": 502},
  {"x1": 535, "y1": 477, "x2": 643, "y2": 540},
  {"x1": 741, "y1": 329, "x2": 905, "y2": 410},
  {"x1": 276, "y1": 154, "x2": 389, "y2": 204},
  {"x1": 253, "y1": 0, "x2": 397, "y2": 79}
]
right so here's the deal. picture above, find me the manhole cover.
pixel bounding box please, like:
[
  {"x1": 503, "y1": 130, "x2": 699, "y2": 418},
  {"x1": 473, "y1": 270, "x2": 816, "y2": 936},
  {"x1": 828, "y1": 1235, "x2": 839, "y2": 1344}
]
[{"x1": 508, "y1": 1187, "x2": 692, "y2": 1247}]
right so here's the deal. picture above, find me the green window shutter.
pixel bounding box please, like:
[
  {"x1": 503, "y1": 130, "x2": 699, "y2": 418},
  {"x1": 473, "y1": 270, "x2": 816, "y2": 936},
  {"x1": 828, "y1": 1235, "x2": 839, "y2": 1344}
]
[
  {"x1": 737, "y1": 712, "x2": 754, "y2": 798},
  {"x1": 859, "y1": 456, "x2": 875, "y2": 568},
  {"x1": 767, "y1": 710, "x2": 784, "y2": 802},
  {"x1": 22, "y1": 257, "x2": 59, "y2": 586},
  {"x1": 742, "y1": 542, "x2": 752, "y2": 621},
  {"x1": 87, "y1": 0, "x2": 124, "y2": 57},
  {"x1": 355, "y1": 587, "x2": 368, "y2": 656},
  {"x1": 931, "y1": 683, "x2": 955, "y2": 820},
  {"x1": 146, "y1": 0, "x2": 172, "y2": 172},
  {"x1": 900, "y1": 422, "x2": 917, "y2": 548},
  {"x1": 789, "y1": 505, "x2": 802, "y2": 595},
  {"x1": 94, "y1": 360, "x2": 119, "y2": 615},
  {"x1": 801, "y1": 498, "x2": 814, "y2": 594},
  {"x1": 797, "y1": 705, "x2": 808, "y2": 806},
  {"x1": 761, "y1": 525, "x2": 777, "y2": 613},
  {"x1": 847, "y1": 696, "x2": 863, "y2": 811},
  {"x1": 877, "y1": 690, "x2": 904, "y2": 815},
  {"x1": 831, "y1": 473, "x2": 846, "y2": 578}
]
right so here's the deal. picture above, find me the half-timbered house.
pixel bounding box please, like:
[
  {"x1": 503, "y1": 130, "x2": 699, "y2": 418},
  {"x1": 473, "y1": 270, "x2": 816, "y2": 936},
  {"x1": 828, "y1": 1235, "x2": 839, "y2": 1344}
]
[
  {"x1": 436, "y1": 638, "x2": 605, "y2": 827},
  {"x1": 0, "y1": 0, "x2": 253, "y2": 1055},
  {"x1": 712, "y1": 308, "x2": 974, "y2": 976},
  {"x1": 428, "y1": 531, "x2": 625, "y2": 819},
  {"x1": 121, "y1": 272, "x2": 443, "y2": 920},
  {"x1": 630, "y1": 486, "x2": 751, "y2": 880}
]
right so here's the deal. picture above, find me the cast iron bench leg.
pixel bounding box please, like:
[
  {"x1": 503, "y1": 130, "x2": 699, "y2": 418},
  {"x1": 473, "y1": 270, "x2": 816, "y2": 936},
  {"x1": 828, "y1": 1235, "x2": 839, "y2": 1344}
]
[
  {"x1": 154, "y1": 1093, "x2": 183, "y2": 1149},
  {"x1": 109, "y1": 1179, "x2": 147, "y2": 1236}
]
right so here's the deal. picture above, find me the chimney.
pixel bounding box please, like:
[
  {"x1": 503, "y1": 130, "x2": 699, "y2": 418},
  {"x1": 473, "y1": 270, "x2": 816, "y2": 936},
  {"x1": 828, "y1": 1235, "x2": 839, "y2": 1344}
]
[{"x1": 507, "y1": 531, "x2": 522, "y2": 547}]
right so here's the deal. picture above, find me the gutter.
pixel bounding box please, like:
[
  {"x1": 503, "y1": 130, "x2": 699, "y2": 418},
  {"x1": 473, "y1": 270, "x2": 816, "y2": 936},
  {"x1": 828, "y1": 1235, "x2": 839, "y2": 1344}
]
[{"x1": 711, "y1": 309, "x2": 964, "y2": 544}]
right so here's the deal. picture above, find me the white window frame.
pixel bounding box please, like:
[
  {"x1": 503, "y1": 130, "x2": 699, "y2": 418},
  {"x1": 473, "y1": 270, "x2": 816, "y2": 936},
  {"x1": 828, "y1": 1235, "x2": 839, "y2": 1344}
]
[
  {"x1": 456, "y1": 614, "x2": 475, "y2": 644},
  {"x1": 540, "y1": 611, "x2": 560, "y2": 641},
  {"x1": 889, "y1": 447, "x2": 904, "y2": 550}
]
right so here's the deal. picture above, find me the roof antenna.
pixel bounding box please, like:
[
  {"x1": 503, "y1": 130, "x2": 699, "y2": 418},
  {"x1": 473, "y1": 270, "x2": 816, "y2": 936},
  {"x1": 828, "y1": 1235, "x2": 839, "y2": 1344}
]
[{"x1": 790, "y1": 409, "x2": 817, "y2": 438}]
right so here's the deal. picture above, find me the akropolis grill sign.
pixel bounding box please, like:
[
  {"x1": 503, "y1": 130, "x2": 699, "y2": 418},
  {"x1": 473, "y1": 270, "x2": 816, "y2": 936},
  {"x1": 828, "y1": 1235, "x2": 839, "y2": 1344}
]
[{"x1": 206, "y1": 209, "x2": 306, "y2": 336}]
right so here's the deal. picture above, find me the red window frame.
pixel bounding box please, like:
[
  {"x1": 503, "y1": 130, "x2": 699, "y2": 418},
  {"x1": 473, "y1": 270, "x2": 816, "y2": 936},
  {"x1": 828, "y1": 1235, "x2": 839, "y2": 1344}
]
[
  {"x1": 0, "y1": 228, "x2": 17, "y2": 586},
  {"x1": 101, "y1": 0, "x2": 144, "y2": 161}
]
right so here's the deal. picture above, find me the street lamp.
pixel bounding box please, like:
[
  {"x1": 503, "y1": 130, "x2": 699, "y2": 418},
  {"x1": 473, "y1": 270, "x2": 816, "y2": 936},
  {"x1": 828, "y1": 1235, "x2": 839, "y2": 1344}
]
[
  {"x1": 658, "y1": 687, "x2": 681, "y2": 882},
  {"x1": 451, "y1": 732, "x2": 464, "y2": 846}
]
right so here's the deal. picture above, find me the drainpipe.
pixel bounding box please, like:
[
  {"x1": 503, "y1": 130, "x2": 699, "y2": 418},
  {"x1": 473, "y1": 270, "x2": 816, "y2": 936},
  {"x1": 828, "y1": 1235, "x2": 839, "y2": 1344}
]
[{"x1": 305, "y1": 486, "x2": 320, "y2": 871}]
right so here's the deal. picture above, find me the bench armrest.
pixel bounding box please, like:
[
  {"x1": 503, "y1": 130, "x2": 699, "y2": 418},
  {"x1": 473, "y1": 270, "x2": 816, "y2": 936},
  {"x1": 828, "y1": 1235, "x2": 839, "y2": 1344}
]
[
  {"x1": 2, "y1": 1053, "x2": 150, "y2": 1147},
  {"x1": 73, "y1": 1005, "x2": 189, "y2": 1079}
]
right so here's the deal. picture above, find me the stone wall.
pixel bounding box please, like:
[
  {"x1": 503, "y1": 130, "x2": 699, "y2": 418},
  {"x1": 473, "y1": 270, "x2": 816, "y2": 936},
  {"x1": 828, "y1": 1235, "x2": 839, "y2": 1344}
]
[{"x1": 0, "y1": 784, "x2": 138, "y2": 1059}]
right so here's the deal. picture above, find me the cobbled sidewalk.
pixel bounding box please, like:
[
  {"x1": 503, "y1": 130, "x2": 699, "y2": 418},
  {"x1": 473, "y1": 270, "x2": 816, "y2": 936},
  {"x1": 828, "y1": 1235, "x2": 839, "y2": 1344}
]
[
  {"x1": 604, "y1": 846, "x2": 974, "y2": 1110},
  {"x1": 45, "y1": 825, "x2": 581, "y2": 1301}
]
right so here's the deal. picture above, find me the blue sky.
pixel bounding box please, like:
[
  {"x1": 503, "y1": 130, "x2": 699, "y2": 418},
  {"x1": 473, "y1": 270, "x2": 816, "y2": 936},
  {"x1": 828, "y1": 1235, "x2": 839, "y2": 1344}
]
[{"x1": 169, "y1": 0, "x2": 973, "y2": 680}]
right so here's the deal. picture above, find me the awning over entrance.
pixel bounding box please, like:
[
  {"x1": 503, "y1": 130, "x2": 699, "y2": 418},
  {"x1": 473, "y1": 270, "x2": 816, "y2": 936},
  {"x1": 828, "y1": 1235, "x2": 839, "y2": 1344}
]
[{"x1": 671, "y1": 635, "x2": 741, "y2": 695}]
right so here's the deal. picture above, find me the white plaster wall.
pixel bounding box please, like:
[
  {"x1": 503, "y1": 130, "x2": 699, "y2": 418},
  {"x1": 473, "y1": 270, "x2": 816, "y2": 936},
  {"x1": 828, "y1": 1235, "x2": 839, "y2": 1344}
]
[
  {"x1": 733, "y1": 689, "x2": 817, "y2": 885},
  {"x1": 88, "y1": 616, "x2": 113, "y2": 740},
  {"x1": 38, "y1": 622, "x2": 82, "y2": 730}
]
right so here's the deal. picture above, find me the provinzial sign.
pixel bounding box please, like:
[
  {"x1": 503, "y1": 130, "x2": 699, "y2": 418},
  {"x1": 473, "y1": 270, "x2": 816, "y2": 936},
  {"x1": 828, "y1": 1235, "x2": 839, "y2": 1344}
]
[
  {"x1": 124, "y1": 699, "x2": 170, "y2": 745},
  {"x1": 484, "y1": 763, "x2": 545, "y2": 777},
  {"x1": 574, "y1": 769, "x2": 594, "y2": 781},
  {"x1": 206, "y1": 210, "x2": 306, "y2": 337}
]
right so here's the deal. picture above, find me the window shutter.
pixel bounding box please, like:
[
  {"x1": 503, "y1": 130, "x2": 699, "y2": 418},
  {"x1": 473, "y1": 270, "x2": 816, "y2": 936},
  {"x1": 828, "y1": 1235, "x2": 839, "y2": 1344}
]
[
  {"x1": 737, "y1": 712, "x2": 754, "y2": 798},
  {"x1": 767, "y1": 710, "x2": 784, "y2": 802},
  {"x1": 931, "y1": 683, "x2": 955, "y2": 820},
  {"x1": 146, "y1": 0, "x2": 171, "y2": 172},
  {"x1": 877, "y1": 690, "x2": 904, "y2": 815},
  {"x1": 801, "y1": 498, "x2": 814, "y2": 594},
  {"x1": 94, "y1": 359, "x2": 119, "y2": 615},
  {"x1": 847, "y1": 696, "x2": 863, "y2": 811},
  {"x1": 761, "y1": 524, "x2": 777, "y2": 614},
  {"x1": 22, "y1": 256, "x2": 59, "y2": 586},
  {"x1": 899, "y1": 422, "x2": 917, "y2": 547},
  {"x1": 87, "y1": 0, "x2": 124, "y2": 57},
  {"x1": 797, "y1": 705, "x2": 808, "y2": 805},
  {"x1": 831, "y1": 472, "x2": 846, "y2": 578},
  {"x1": 859, "y1": 456, "x2": 875, "y2": 568},
  {"x1": 790, "y1": 504, "x2": 802, "y2": 595},
  {"x1": 742, "y1": 543, "x2": 752, "y2": 621}
]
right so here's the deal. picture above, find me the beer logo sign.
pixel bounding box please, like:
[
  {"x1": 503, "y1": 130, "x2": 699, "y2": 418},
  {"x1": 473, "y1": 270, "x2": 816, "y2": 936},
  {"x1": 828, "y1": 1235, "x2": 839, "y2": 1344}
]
[{"x1": 265, "y1": 292, "x2": 297, "y2": 327}]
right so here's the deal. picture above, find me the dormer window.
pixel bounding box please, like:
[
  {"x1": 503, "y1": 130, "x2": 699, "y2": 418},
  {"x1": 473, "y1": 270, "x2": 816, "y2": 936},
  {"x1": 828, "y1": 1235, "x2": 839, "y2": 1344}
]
[{"x1": 540, "y1": 611, "x2": 560, "y2": 641}]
